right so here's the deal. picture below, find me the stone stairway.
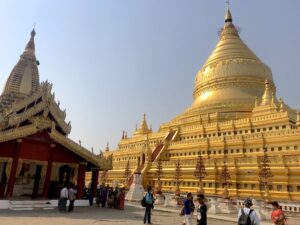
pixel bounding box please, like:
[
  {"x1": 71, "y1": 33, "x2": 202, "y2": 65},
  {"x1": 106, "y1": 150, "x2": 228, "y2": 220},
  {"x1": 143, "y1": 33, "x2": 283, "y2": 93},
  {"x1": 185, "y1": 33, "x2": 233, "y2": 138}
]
[{"x1": 9, "y1": 200, "x2": 55, "y2": 210}]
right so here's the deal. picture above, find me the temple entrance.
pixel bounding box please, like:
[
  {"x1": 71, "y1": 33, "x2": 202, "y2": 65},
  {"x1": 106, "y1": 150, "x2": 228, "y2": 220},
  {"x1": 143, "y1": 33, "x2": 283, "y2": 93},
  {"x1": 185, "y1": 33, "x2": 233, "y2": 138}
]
[
  {"x1": 13, "y1": 162, "x2": 44, "y2": 198},
  {"x1": 48, "y1": 164, "x2": 75, "y2": 199},
  {"x1": 58, "y1": 165, "x2": 72, "y2": 185}
]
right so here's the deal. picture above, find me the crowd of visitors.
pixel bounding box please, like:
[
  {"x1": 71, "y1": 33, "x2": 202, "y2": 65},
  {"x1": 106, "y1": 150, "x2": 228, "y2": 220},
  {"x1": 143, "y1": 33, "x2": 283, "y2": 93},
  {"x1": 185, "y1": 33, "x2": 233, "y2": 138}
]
[
  {"x1": 95, "y1": 183, "x2": 126, "y2": 210},
  {"x1": 57, "y1": 183, "x2": 288, "y2": 225}
]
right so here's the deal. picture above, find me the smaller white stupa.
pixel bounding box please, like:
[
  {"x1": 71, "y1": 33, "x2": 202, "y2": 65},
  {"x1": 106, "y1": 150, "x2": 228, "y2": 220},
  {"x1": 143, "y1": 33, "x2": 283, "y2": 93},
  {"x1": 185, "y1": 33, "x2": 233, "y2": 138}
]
[{"x1": 125, "y1": 173, "x2": 145, "y2": 201}]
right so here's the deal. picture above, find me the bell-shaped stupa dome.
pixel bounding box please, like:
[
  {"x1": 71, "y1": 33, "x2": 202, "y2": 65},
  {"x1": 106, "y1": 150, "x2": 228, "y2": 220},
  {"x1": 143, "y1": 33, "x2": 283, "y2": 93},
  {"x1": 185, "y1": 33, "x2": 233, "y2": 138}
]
[{"x1": 191, "y1": 8, "x2": 275, "y2": 116}]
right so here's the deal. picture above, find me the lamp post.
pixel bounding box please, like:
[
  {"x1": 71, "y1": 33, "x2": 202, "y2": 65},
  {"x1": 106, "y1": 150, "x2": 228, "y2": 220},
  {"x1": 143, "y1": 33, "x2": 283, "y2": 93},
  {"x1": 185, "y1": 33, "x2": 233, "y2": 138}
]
[
  {"x1": 174, "y1": 158, "x2": 182, "y2": 196},
  {"x1": 220, "y1": 157, "x2": 231, "y2": 199},
  {"x1": 259, "y1": 148, "x2": 272, "y2": 202},
  {"x1": 194, "y1": 152, "x2": 206, "y2": 195},
  {"x1": 155, "y1": 159, "x2": 163, "y2": 194},
  {"x1": 123, "y1": 160, "x2": 131, "y2": 189}
]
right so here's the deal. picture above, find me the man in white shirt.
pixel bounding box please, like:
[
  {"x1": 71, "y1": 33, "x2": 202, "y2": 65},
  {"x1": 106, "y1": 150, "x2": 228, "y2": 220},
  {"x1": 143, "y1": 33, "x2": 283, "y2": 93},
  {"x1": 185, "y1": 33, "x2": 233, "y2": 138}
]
[
  {"x1": 237, "y1": 198, "x2": 260, "y2": 225},
  {"x1": 58, "y1": 184, "x2": 69, "y2": 212}
]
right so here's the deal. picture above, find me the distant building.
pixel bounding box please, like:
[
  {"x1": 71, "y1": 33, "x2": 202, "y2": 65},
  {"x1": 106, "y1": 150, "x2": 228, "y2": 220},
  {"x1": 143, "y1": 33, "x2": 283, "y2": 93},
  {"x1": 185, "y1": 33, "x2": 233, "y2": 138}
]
[
  {"x1": 0, "y1": 30, "x2": 107, "y2": 199},
  {"x1": 106, "y1": 8, "x2": 300, "y2": 202}
]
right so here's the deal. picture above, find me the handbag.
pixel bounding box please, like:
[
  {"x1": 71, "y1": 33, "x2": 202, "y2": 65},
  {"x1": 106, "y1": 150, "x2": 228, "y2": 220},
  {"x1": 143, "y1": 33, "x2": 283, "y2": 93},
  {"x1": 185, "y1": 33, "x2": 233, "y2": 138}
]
[{"x1": 179, "y1": 207, "x2": 184, "y2": 216}]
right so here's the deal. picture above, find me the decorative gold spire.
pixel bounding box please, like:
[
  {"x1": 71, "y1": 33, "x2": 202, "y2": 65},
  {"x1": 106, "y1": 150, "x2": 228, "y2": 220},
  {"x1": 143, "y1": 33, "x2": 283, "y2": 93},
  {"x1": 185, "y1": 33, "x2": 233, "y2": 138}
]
[
  {"x1": 260, "y1": 80, "x2": 274, "y2": 106},
  {"x1": 134, "y1": 113, "x2": 152, "y2": 136}
]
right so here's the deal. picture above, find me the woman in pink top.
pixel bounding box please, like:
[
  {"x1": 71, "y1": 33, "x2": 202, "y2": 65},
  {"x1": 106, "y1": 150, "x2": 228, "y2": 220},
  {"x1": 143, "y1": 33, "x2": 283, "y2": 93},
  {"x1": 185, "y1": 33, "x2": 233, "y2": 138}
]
[{"x1": 271, "y1": 202, "x2": 287, "y2": 225}]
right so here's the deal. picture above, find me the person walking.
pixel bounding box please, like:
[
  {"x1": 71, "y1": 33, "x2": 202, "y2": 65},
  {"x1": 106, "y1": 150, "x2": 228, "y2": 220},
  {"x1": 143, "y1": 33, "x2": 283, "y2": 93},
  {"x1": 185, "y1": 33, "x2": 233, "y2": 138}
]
[
  {"x1": 118, "y1": 187, "x2": 125, "y2": 210},
  {"x1": 271, "y1": 201, "x2": 287, "y2": 225},
  {"x1": 100, "y1": 184, "x2": 108, "y2": 208},
  {"x1": 196, "y1": 194, "x2": 207, "y2": 225},
  {"x1": 68, "y1": 183, "x2": 77, "y2": 212},
  {"x1": 144, "y1": 186, "x2": 154, "y2": 224},
  {"x1": 238, "y1": 198, "x2": 260, "y2": 225},
  {"x1": 58, "y1": 183, "x2": 68, "y2": 212},
  {"x1": 183, "y1": 192, "x2": 194, "y2": 225}
]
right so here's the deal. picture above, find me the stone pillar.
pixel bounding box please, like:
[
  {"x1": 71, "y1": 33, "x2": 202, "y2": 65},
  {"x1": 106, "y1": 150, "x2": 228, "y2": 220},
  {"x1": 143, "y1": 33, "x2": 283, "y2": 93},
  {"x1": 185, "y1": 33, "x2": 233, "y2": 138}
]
[
  {"x1": 91, "y1": 169, "x2": 99, "y2": 197},
  {"x1": 6, "y1": 139, "x2": 22, "y2": 198},
  {"x1": 76, "y1": 162, "x2": 87, "y2": 199},
  {"x1": 43, "y1": 143, "x2": 55, "y2": 198}
]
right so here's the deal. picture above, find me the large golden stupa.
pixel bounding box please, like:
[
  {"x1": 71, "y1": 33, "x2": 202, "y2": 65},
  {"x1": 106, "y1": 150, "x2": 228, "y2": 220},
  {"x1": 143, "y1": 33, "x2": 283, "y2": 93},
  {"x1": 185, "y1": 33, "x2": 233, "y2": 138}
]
[{"x1": 104, "y1": 8, "x2": 300, "y2": 202}]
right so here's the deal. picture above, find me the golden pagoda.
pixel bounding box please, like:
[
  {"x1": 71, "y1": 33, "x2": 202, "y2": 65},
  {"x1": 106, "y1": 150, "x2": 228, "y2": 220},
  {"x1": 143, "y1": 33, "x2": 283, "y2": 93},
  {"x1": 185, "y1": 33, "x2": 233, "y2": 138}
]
[{"x1": 105, "y1": 8, "x2": 300, "y2": 202}]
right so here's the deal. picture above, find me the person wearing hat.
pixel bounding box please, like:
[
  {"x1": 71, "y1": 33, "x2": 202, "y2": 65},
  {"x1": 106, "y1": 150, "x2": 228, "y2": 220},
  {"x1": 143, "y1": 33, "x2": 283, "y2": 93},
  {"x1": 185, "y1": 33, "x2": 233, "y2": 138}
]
[{"x1": 237, "y1": 198, "x2": 260, "y2": 225}]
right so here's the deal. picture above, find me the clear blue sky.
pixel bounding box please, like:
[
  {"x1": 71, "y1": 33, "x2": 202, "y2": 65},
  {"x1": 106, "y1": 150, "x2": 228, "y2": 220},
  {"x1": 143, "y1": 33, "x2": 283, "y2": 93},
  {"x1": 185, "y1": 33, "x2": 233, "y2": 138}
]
[{"x1": 0, "y1": 0, "x2": 299, "y2": 153}]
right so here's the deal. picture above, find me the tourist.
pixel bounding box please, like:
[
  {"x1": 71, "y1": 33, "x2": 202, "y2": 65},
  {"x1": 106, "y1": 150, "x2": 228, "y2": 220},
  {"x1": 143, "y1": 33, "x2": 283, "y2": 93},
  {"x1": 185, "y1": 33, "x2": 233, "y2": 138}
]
[
  {"x1": 271, "y1": 201, "x2": 287, "y2": 225},
  {"x1": 238, "y1": 198, "x2": 260, "y2": 225},
  {"x1": 144, "y1": 186, "x2": 154, "y2": 224},
  {"x1": 196, "y1": 194, "x2": 207, "y2": 225},
  {"x1": 58, "y1": 183, "x2": 68, "y2": 212},
  {"x1": 183, "y1": 192, "x2": 194, "y2": 225},
  {"x1": 96, "y1": 184, "x2": 101, "y2": 207},
  {"x1": 100, "y1": 184, "x2": 108, "y2": 207},
  {"x1": 88, "y1": 181, "x2": 93, "y2": 206},
  {"x1": 68, "y1": 183, "x2": 77, "y2": 212},
  {"x1": 118, "y1": 187, "x2": 125, "y2": 210},
  {"x1": 114, "y1": 187, "x2": 120, "y2": 209},
  {"x1": 107, "y1": 187, "x2": 114, "y2": 208}
]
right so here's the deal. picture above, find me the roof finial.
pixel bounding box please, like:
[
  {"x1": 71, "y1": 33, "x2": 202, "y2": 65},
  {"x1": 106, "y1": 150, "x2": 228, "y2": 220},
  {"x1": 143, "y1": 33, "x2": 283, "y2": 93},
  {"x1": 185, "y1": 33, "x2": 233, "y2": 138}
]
[
  {"x1": 225, "y1": 1, "x2": 232, "y2": 23},
  {"x1": 25, "y1": 26, "x2": 36, "y2": 52}
]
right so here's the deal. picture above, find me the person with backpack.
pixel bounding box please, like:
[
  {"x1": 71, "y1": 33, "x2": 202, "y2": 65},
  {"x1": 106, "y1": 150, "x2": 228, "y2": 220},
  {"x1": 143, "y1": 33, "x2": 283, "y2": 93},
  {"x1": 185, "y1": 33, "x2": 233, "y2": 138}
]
[
  {"x1": 196, "y1": 194, "x2": 207, "y2": 225},
  {"x1": 143, "y1": 186, "x2": 154, "y2": 224},
  {"x1": 271, "y1": 201, "x2": 287, "y2": 225},
  {"x1": 238, "y1": 198, "x2": 260, "y2": 225}
]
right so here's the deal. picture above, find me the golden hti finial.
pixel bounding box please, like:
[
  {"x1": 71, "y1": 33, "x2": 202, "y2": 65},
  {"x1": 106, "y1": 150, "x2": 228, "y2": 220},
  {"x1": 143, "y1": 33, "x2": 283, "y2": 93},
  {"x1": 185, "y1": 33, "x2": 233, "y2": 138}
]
[{"x1": 225, "y1": 0, "x2": 232, "y2": 23}]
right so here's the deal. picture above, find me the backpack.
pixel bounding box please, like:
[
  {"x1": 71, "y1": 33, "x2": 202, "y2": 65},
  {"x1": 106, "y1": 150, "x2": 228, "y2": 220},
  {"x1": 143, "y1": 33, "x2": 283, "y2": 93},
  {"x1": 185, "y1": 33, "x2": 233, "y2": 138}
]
[
  {"x1": 238, "y1": 208, "x2": 253, "y2": 225},
  {"x1": 141, "y1": 196, "x2": 146, "y2": 207}
]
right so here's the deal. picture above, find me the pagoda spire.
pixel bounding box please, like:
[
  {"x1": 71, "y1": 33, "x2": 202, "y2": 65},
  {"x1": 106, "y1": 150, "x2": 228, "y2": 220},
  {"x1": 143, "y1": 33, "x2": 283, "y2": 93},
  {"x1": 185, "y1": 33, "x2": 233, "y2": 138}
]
[
  {"x1": 138, "y1": 113, "x2": 149, "y2": 133},
  {"x1": 260, "y1": 80, "x2": 273, "y2": 106},
  {"x1": 25, "y1": 29, "x2": 36, "y2": 52},
  {"x1": 225, "y1": 2, "x2": 232, "y2": 23}
]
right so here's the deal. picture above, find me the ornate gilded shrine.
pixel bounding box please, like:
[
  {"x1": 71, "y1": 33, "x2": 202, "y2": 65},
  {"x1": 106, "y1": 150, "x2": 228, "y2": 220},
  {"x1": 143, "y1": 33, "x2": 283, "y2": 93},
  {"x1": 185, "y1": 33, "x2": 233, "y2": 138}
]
[
  {"x1": 0, "y1": 29, "x2": 110, "y2": 199},
  {"x1": 106, "y1": 8, "x2": 300, "y2": 202}
]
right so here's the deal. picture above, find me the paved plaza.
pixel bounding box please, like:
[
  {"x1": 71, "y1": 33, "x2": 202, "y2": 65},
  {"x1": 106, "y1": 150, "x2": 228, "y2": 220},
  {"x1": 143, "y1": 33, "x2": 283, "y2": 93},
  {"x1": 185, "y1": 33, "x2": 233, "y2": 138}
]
[
  {"x1": 0, "y1": 204, "x2": 299, "y2": 225},
  {"x1": 0, "y1": 205, "x2": 235, "y2": 225}
]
